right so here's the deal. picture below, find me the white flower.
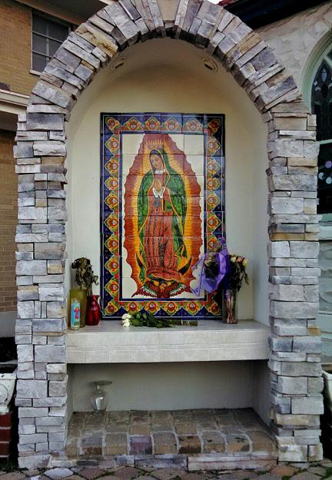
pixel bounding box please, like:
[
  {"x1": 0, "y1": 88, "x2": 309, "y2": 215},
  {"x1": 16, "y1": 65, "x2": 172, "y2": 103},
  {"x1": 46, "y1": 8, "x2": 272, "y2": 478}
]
[
  {"x1": 122, "y1": 318, "x2": 131, "y2": 328},
  {"x1": 122, "y1": 313, "x2": 131, "y2": 320}
]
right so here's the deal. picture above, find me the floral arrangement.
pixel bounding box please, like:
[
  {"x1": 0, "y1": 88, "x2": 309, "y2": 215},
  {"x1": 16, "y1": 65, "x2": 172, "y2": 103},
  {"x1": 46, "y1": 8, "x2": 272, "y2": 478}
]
[
  {"x1": 122, "y1": 312, "x2": 197, "y2": 328},
  {"x1": 71, "y1": 257, "x2": 99, "y2": 296},
  {"x1": 228, "y1": 255, "x2": 249, "y2": 292},
  {"x1": 194, "y1": 240, "x2": 249, "y2": 324}
]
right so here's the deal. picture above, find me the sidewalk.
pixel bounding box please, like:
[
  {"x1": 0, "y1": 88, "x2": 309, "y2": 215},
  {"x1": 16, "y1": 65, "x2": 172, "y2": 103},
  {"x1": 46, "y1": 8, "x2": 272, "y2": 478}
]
[{"x1": 1, "y1": 461, "x2": 332, "y2": 480}]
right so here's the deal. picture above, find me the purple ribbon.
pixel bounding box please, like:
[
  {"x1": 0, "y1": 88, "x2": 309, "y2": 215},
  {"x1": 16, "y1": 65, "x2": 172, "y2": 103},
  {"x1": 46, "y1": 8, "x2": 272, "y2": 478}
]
[{"x1": 191, "y1": 246, "x2": 230, "y2": 296}]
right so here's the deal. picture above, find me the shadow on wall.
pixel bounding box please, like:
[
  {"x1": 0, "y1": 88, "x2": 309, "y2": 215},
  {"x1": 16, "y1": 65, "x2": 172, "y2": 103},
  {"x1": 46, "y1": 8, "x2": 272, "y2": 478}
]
[{"x1": 0, "y1": 312, "x2": 16, "y2": 338}]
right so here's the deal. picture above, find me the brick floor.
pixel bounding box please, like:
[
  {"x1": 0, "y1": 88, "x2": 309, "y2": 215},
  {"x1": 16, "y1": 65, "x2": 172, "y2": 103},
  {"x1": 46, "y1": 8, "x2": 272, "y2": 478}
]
[
  {"x1": 2, "y1": 458, "x2": 332, "y2": 480},
  {"x1": 65, "y1": 408, "x2": 277, "y2": 465}
]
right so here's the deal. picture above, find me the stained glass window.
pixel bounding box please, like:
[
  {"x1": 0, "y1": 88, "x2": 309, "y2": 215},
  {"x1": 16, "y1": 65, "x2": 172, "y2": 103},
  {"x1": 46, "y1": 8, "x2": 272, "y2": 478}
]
[{"x1": 311, "y1": 53, "x2": 332, "y2": 213}]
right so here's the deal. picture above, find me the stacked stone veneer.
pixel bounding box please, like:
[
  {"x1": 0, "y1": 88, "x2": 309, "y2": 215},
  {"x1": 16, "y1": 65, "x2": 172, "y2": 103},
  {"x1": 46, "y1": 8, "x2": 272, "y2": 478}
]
[{"x1": 13, "y1": 0, "x2": 323, "y2": 469}]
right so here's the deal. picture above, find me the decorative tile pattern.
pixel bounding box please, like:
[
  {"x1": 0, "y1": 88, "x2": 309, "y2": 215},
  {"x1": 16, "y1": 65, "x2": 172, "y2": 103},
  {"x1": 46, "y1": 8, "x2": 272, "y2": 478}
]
[{"x1": 101, "y1": 113, "x2": 225, "y2": 319}]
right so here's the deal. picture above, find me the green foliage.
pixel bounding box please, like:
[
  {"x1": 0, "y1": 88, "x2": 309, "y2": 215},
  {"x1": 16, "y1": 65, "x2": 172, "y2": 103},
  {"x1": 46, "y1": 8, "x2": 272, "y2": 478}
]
[{"x1": 129, "y1": 311, "x2": 174, "y2": 328}]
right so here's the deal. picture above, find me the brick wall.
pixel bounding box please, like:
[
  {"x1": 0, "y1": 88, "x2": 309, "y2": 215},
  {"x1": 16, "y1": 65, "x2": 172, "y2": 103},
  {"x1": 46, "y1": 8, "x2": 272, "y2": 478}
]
[
  {"x1": 0, "y1": 0, "x2": 38, "y2": 95},
  {"x1": 0, "y1": 130, "x2": 17, "y2": 313}
]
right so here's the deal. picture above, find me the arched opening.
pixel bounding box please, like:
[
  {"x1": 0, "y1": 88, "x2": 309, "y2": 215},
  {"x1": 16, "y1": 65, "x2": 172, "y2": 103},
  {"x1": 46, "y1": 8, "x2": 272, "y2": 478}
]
[
  {"x1": 14, "y1": 0, "x2": 322, "y2": 467},
  {"x1": 66, "y1": 38, "x2": 269, "y2": 324}
]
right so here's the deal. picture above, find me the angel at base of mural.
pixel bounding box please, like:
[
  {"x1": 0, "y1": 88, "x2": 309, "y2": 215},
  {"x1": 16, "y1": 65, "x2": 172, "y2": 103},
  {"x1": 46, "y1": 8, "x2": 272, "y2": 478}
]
[{"x1": 124, "y1": 133, "x2": 202, "y2": 299}]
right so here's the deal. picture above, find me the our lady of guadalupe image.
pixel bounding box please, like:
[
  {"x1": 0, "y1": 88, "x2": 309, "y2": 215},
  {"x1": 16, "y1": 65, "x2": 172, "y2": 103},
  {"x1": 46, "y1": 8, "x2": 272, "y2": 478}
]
[{"x1": 124, "y1": 133, "x2": 203, "y2": 299}]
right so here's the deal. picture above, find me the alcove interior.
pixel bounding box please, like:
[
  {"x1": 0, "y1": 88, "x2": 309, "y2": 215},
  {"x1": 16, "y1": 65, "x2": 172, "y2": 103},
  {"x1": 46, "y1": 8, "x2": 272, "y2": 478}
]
[{"x1": 65, "y1": 38, "x2": 270, "y2": 422}]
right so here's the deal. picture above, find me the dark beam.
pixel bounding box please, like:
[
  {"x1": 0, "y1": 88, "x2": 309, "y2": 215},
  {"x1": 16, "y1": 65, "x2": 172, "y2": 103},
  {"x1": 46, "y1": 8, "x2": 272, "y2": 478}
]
[{"x1": 225, "y1": 0, "x2": 329, "y2": 29}]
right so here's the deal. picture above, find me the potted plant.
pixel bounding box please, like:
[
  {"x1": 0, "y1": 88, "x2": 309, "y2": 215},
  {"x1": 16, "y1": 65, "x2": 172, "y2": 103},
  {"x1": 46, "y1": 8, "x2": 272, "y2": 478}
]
[{"x1": 71, "y1": 258, "x2": 100, "y2": 326}]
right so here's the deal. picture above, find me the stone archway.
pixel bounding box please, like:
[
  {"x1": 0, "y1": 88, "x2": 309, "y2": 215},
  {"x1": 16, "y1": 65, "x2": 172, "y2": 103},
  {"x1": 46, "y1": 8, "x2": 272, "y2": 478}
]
[{"x1": 14, "y1": 0, "x2": 322, "y2": 468}]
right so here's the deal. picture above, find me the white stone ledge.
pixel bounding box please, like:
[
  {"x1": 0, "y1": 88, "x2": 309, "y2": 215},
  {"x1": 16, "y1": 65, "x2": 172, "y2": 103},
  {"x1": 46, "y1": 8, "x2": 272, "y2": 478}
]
[{"x1": 66, "y1": 320, "x2": 269, "y2": 364}]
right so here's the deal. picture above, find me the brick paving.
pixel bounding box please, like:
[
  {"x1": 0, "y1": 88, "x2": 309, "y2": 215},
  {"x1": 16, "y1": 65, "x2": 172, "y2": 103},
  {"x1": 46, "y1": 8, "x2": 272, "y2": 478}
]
[
  {"x1": 66, "y1": 409, "x2": 276, "y2": 460},
  {"x1": 2, "y1": 460, "x2": 332, "y2": 480}
]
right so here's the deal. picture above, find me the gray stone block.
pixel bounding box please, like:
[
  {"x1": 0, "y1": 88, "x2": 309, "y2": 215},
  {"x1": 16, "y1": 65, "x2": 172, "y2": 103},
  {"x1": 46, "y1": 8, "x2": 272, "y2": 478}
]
[
  {"x1": 35, "y1": 345, "x2": 66, "y2": 363},
  {"x1": 33, "y1": 141, "x2": 66, "y2": 157},
  {"x1": 35, "y1": 243, "x2": 65, "y2": 260},
  {"x1": 17, "y1": 260, "x2": 47, "y2": 276},
  {"x1": 34, "y1": 397, "x2": 67, "y2": 407},
  {"x1": 276, "y1": 376, "x2": 307, "y2": 395},
  {"x1": 17, "y1": 345, "x2": 34, "y2": 363},
  {"x1": 17, "y1": 380, "x2": 47, "y2": 399},
  {"x1": 20, "y1": 433, "x2": 48, "y2": 444},
  {"x1": 18, "y1": 454, "x2": 51, "y2": 470},
  {"x1": 18, "y1": 206, "x2": 47, "y2": 222},
  {"x1": 270, "y1": 300, "x2": 318, "y2": 319},
  {"x1": 17, "y1": 301, "x2": 35, "y2": 319},
  {"x1": 49, "y1": 377, "x2": 67, "y2": 397},
  {"x1": 32, "y1": 81, "x2": 72, "y2": 109},
  {"x1": 290, "y1": 241, "x2": 320, "y2": 259},
  {"x1": 281, "y1": 362, "x2": 322, "y2": 377},
  {"x1": 270, "y1": 197, "x2": 303, "y2": 214},
  {"x1": 19, "y1": 407, "x2": 49, "y2": 418},
  {"x1": 292, "y1": 396, "x2": 324, "y2": 415},
  {"x1": 269, "y1": 241, "x2": 290, "y2": 258},
  {"x1": 308, "y1": 377, "x2": 324, "y2": 394},
  {"x1": 33, "y1": 319, "x2": 63, "y2": 334},
  {"x1": 27, "y1": 113, "x2": 65, "y2": 131},
  {"x1": 39, "y1": 285, "x2": 64, "y2": 302},
  {"x1": 293, "y1": 336, "x2": 322, "y2": 354}
]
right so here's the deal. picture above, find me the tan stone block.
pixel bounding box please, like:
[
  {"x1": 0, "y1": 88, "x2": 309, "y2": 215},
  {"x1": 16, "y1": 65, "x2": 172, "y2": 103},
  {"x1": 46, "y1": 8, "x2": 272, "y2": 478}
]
[
  {"x1": 289, "y1": 168, "x2": 318, "y2": 177},
  {"x1": 308, "y1": 326, "x2": 321, "y2": 336},
  {"x1": 129, "y1": 425, "x2": 150, "y2": 435},
  {"x1": 288, "y1": 157, "x2": 317, "y2": 167},
  {"x1": 17, "y1": 243, "x2": 33, "y2": 252},
  {"x1": 270, "y1": 233, "x2": 305, "y2": 241},
  {"x1": 48, "y1": 261, "x2": 65, "y2": 274},
  {"x1": 271, "y1": 465, "x2": 298, "y2": 476},
  {"x1": 305, "y1": 233, "x2": 319, "y2": 241},
  {"x1": 175, "y1": 422, "x2": 197, "y2": 435},
  {"x1": 304, "y1": 199, "x2": 317, "y2": 215},
  {"x1": 178, "y1": 435, "x2": 201, "y2": 454},
  {"x1": 41, "y1": 157, "x2": 65, "y2": 165},
  {"x1": 250, "y1": 431, "x2": 276, "y2": 453},
  {"x1": 153, "y1": 432, "x2": 177, "y2": 455},
  {"x1": 36, "y1": 199, "x2": 47, "y2": 207},
  {"x1": 274, "y1": 117, "x2": 307, "y2": 131},
  {"x1": 225, "y1": 433, "x2": 250, "y2": 453},
  {"x1": 201, "y1": 432, "x2": 225, "y2": 453},
  {"x1": 104, "y1": 433, "x2": 128, "y2": 455},
  {"x1": 275, "y1": 413, "x2": 319, "y2": 427},
  {"x1": 76, "y1": 23, "x2": 118, "y2": 58},
  {"x1": 308, "y1": 115, "x2": 317, "y2": 128}
]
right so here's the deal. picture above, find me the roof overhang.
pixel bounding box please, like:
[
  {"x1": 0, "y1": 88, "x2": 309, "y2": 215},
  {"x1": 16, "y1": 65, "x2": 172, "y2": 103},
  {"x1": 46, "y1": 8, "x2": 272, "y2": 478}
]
[{"x1": 0, "y1": 89, "x2": 28, "y2": 131}]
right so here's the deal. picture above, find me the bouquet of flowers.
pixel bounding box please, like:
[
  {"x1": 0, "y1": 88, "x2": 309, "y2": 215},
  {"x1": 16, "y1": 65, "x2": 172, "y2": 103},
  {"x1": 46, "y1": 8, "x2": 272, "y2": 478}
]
[
  {"x1": 192, "y1": 240, "x2": 249, "y2": 324},
  {"x1": 122, "y1": 312, "x2": 197, "y2": 328},
  {"x1": 228, "y1": 255, "x2": 249, "y2": 292}
]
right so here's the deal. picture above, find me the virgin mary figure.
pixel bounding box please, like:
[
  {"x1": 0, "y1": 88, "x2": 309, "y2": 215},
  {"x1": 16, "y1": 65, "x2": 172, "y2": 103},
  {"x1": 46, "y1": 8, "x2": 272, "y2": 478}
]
[{"x1": 134, "y1": 148, "x2": 191, "y2": 298}]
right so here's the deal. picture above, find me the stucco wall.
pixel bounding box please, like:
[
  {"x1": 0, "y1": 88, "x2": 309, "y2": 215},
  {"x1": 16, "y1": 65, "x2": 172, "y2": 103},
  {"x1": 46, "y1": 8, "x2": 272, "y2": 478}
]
[
  {"x1": 66, "y1": 38, "x2": 269, "y2": 324},
  {"x1": 71, "y1": 361, "x2": 255, "y2": 412}
]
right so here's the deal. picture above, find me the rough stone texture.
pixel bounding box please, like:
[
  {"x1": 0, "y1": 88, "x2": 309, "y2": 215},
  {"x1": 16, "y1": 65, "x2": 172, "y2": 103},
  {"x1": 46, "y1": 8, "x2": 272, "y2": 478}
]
[
  {"x1": 4, "y1": 465, "x2": 332, "y2": 480},
  {"x1": 13, "y1": 0, "x2": 322, "y2": 468},
  {"x1": 258, "y1": 2, "x2": 332, "y2": 88},
  {"x1": 65, "y1": 409, "x2": 275, "y2": 460}
]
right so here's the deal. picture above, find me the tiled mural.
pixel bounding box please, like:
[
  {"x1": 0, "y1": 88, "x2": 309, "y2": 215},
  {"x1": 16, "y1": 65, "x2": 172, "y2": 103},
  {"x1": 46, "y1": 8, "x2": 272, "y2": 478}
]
[{"x1": 101, "y1": 113, "x2": 225, "y2": 319}]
